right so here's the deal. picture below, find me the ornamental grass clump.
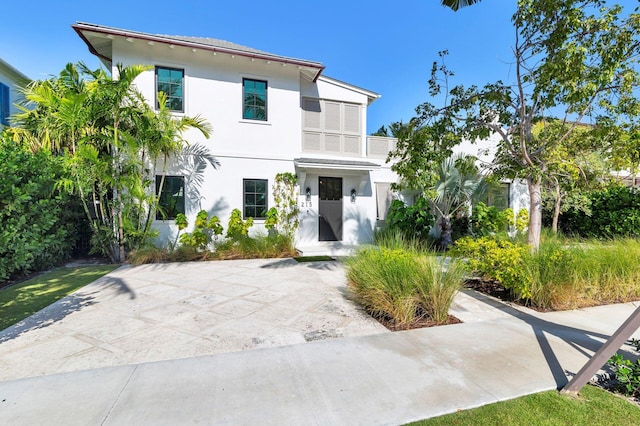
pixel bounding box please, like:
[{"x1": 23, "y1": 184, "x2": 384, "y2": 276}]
[
  {"x1": 415, "y1": 257, "x2": 466, "y2": 323},
  {"x1": 346, "y1": 247, "x2": 463, "y2": 328},
  {"x1": 452, "y1": 236, "x2": 640, "y2": 310},
  {"x1": 532, "y1": 239, "x2": 640, "y2": 310}
]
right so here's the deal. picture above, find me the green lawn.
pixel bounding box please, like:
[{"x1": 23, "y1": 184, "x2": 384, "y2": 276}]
[
  {"x1": 0, "y1": 265, "x2": 118, "y2": 331},
  {"x1": 409, "y1": 385, "x2": 640, "y2": 425}
]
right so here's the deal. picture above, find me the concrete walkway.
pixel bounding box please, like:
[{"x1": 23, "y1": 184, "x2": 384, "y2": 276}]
[{"x1": 1, "y1": 260, "x2": 640, "y2": 425}]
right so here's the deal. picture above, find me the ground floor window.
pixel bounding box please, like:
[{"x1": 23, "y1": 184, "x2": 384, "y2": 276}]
[
  {"x1": 243, "y1": 179, "x2": 268, "y2": 219},
  {"x1": 156, "y1": 175, "x2": 185, "y2": 220},
  {"x1": 482, "y1": 182, "x2": 510, "y2": 210}
]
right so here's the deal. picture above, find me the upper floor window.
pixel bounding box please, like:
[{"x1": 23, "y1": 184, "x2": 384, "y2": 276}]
[
  {"x1": 243, "y1": 179, "x2": 268, "y2": 219},
  {"x1": 242, "y1": 78, "x2": 267, "y2": 121},
  {"x1": 156, "y1": 175, "x2": 185, "y2": 220},
  {"x1": 0, "y1": 83, "x2": 10, "y2": 126},
  {"x1": 156, "y1": 66, "x2": 184, "y2": 112}
]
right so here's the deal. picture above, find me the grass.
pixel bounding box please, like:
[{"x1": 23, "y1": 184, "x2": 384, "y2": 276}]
[
  {"x1": 453, "y1": 235, "x2": 640, "y2": 310},
  {"x1": 408, "y1": 385, "x2": 640, "y2": 425},
  {"x1": 129, "y1": 233, "x2": 296, "y2": 265},
  {"x1": 0, "y1": 265, "x2": 118, "y2": 331},
  {"x1": 346, "y1": 246, "x2": 463, "y2": 327}
]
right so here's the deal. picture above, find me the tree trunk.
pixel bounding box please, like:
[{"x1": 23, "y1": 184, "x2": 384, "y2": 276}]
[
  {"x1": 527, "y1": 176, "x2": 542, "y2": 250},
  {"x1": 117, "y1": 189, "x2": 125, "y2": 263},
  {"x1": 439, "y1": 216, "x2": 453, "y2": 250},
  {"x1": 552, "y1": 187, "x2": 563, "y2": 234}
]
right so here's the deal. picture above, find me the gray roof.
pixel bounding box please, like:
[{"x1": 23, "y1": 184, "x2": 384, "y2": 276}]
[{"x1": 157, "y1": 34, "x2": 269, "y2": 56}]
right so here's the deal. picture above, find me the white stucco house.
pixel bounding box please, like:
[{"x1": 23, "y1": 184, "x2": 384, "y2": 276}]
[
  {"x1": 454, "y1": 133, "x2": 529, "y2": 215},
  {"x1": 73, "y1": 23, "x2": 399, "y2": 255},
  {"x1": 0, "y1": 57, "x2": 29, "y2": 130}
]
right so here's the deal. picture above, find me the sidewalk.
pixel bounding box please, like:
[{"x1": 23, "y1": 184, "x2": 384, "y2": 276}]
[{"x1": 2, "y1": 291, "x2": 639, "y2": 425}]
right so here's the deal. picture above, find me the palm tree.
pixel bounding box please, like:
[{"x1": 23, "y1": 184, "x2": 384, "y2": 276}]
[
  {"x1": 136, "y1": 91, "x2": 215, "y2": 242},
  {"x1": 11, "y1": 62, "x2": 216, "y2": 262},
  {"x1": 429, "y1": 154, "x2": 485, "y2": 249},
  {"x1": 440, "y1": 0, "x2": 482, "y2": 11}
]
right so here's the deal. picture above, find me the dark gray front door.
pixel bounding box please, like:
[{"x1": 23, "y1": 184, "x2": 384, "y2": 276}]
[{"x1": 318, "y1": 176, "x2": 343, "y2": 241}]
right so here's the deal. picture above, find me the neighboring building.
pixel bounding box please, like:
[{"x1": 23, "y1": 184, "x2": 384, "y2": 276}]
[
  {"x1": 73, "y1": 23, "x2": 399, "y2": 255},
  {"x1": 0, "y1": 57, "x2": 30, "y2": 129},
  {"x1": 454, "y1": 133, "x2": 529, "y2": 215}
]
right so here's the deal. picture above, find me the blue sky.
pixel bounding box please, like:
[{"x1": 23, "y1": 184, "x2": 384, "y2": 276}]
[{"x1": 1, "y1": 1, "x2": 636, "y2": 133}]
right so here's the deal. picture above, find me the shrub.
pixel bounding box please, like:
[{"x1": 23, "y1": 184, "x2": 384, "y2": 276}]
[
  {"x1": 264, "y1": 207, "x2": 278, "y2": 233},
  {"x1": 385, "y1": 197, "x2": 435, "y2": 242},
  {"x1": 452, "y1": 236, "x2": 530, "y2": 298},
  {"x1": 452, "y1": 236, "x2": 640, "y2": 310},
  {"x1": 515, "y1": 208, "x2": 529, "y2": 233},
  {"x1": 226, "y1": 209, "x2": 253, "y2": 239},
  {"x1": 176, "y1": 210, "x2": 223, "y2": 251},
  {"x1": 607, "y1": 339, "x2": 640, "y2": 398},
  {"x1": 471, "y1": 202, "x2": 510, "y2": 236},
  {"x1": 561, "y1": 186, "x2": 640, "y2": 238},
  {"x1": 346, "y1": 247, "x2": 463, "y2": 327},
  {"x1": 0, "y1": 139, "x2": 78, "y2": 281}
]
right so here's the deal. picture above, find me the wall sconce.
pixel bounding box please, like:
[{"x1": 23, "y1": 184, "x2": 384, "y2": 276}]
[
  {"x1": 306, "y1": 187, "x2": 311, "y2": 202},
  {"x1": 350, "y1": 189, "x2": 357, "y2": 203}
]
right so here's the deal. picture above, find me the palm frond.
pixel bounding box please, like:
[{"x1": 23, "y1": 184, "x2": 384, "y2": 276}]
[{"x1": 440, "y1": 0, "x2": 482, "y2": 12}]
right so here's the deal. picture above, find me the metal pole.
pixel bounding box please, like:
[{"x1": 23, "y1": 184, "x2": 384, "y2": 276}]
[{"x1": 561, "y1": 305, "x2": 640, "y2": 395}]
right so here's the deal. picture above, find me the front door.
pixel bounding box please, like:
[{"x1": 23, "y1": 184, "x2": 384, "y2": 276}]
[{"x1": 318, "y1": 176, "x2": 343, "y2": 241}]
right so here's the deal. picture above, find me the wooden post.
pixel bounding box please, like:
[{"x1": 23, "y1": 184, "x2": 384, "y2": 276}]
[{"x1": 561, "y1": 305, "x2": 640, "y2": 395}]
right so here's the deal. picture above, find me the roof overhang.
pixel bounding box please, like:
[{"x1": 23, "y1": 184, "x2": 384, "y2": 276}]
[
  {"x1": 294, "y1": 158, "x2": 380, "y2": 172},
  {"x1": 317, "y1": 75, "x2": 380, "y2": 105},
  {"x1": 72, "y1": 22, "x2": 326, "y2": 81},
  {"x1": 0, "y1": 57, "x2": 30, "y2": 84}
]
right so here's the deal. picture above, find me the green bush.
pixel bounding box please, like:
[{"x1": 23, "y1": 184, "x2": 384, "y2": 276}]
[
  {"x1": 452, "y1": 236, "x2": 530, "y2": 298},
  {"x1": 561, "y1": 186, "x2": 640, "y2": 238},
  {"x1": 226, "y1": 208, "x2": 253, "y2": 239},
  {"x1": 452, "y1": 236, "x2": 640, "y2": 310},
  {"x1": 346, "y1": 247, "x2": 463, "y2": 327},
  {"x1": 176, "y1": 210, "x2": 223, "y2": 251},
  {"x1": 385, "y1": 198, "x2": 435, "y2": 242},
  {"x1": 607, "y1": 339, "x2": 640, "y2": 398},
  {"x1": 471, "y1": 202, "x2": 510, "y2": 236},
  {"x1": 0, "y1": 139, "x2": 78, "y2": 281}
]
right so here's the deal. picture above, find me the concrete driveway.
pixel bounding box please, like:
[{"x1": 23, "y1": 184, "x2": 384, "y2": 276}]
[{"x1": 0, "y1": 258, "x2": 386, "y2": 382}]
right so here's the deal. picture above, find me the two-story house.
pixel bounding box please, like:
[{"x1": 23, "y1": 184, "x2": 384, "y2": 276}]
[
  {"x1": 73, "y1": 23, "x2": 399, "y2": 255},
  {"x1": 0, "y1": 58, "x2": 29, "y2": 130}
]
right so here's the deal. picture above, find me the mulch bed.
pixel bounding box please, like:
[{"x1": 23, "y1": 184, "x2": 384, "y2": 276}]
[
  {"x1": 379, "y1": 315, "x2": 462, "y2": 331},
  {"x1": 464, "y1": 277, "x2": 516, "y2": 302}
]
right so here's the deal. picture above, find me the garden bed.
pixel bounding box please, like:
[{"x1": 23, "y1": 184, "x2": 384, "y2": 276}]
[{"x1": 376, "y1": 314, "x2": 462, "y2": 331}]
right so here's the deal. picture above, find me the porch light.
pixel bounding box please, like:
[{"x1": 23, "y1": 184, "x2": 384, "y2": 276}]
[
  {"x1": 306, "y1": 187, "x2": 311, "y2": 202},
  {"x1": 350, "y1": 189, "x2": 357, "y2": 203}
]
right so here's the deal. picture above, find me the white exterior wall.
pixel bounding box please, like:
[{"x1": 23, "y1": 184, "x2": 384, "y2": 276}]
[
  {"x1": 454, "y1": 133, "x2": 530, "y2": 214},
  {"x1": 113, "y1": 40, "x2": 303, "y2": 158},
  {"x1": 109, "y1": 38, "x2": 398, "y2": 250},
  {"x1": 0, "y1": 59, "x2": 29, "y2": 129}
]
